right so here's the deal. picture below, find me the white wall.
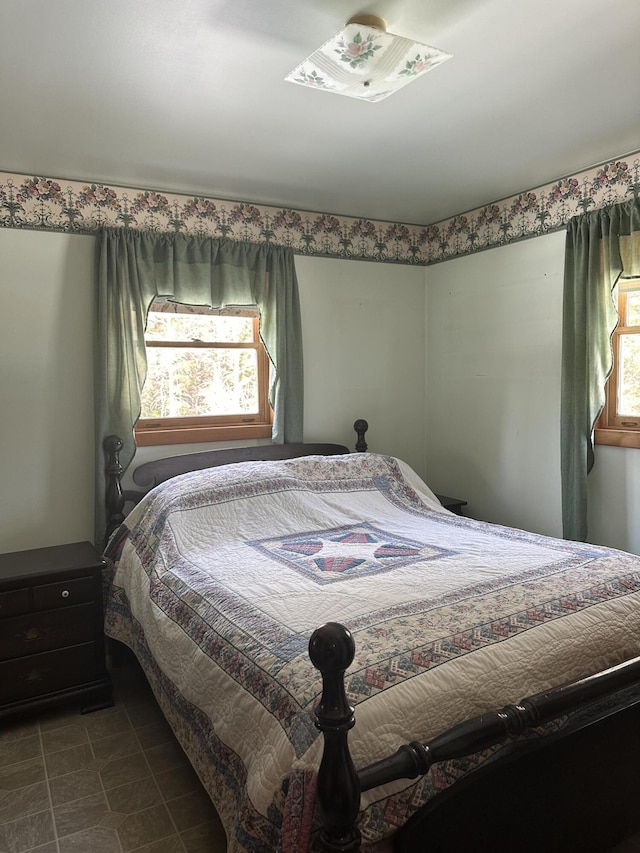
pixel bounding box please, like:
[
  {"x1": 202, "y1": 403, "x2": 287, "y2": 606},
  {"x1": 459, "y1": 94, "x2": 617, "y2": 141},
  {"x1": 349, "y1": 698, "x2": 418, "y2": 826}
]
[
  {"x1": 588, "y1": 445, "x2": 640, "y2": 553},
  {"x1": 0, "y1": 229, "x2": 95, "y2": 552},
  {"x1": 426, "y1": 231, "x2": 640, "y2": 554},
  {"x1": 425, "y1": 232, "x2": 566, "y2": 537},
  {"x1": 0, "y1": 231, "x2": 427, "y2": 553},
  {"x1": 295, "y1": 256, "x2": 426, "y2": 477}
]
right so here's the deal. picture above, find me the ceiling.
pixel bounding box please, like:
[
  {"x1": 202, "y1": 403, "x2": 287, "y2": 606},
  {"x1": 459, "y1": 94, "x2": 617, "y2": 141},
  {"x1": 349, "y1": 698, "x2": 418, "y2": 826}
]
[{"x1": 1, "y1": 0, "x2": 639, "y2": 226}]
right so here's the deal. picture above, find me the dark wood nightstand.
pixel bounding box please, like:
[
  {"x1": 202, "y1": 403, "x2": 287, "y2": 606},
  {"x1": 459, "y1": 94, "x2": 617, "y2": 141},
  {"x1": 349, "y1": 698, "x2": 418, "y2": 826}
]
[
  {"x1": 435, "y1": 494, "x2": 467, "y2": 516},
  {"x1": 0, "y1": 541, "x2": 113, "y2": 719}
]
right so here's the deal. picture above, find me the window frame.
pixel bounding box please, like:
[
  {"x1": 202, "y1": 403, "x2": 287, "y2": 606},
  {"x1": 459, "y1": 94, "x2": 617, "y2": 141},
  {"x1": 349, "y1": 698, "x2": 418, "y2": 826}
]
[
  {"x1": 135, "y1": 309, "x2": 273, "y2": 447},
  {"x1": 594, "y1": 278, "x2": 640, "y2": 449}
]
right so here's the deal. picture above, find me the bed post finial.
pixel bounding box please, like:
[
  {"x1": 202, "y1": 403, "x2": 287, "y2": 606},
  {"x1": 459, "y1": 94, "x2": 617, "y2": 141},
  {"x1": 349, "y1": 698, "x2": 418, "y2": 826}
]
[
  {"x1": 104, "y1": 434, "x2": 125, "y2": 544},
  {"x1": 309, "y1": 622, "x2": 361, "y2": 852},
  {"x1": 353, "y1": 420, "x2": 368, "y2": 453}
]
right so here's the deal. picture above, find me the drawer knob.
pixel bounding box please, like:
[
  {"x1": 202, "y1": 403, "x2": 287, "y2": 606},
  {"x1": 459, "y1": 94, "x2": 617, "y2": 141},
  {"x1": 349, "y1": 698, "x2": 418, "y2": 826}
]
[
  {"x1": 24, "y1": 670, "x2": 43, "y2": 683},
  {"x1": 61, "y1": 590, "x2": 70, "y2": 599}
]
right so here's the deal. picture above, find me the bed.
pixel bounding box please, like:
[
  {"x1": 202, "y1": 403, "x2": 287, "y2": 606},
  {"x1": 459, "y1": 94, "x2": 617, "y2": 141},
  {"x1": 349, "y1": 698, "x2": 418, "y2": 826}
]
[{"x1": 101, "y1": 425, "x2": 640, "y2": 852}]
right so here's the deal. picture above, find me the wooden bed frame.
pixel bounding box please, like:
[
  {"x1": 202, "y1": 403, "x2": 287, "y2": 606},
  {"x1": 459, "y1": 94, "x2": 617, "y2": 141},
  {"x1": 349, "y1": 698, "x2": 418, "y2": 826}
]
[{"x1": 103, "y1": 422, "x2": 640, "y2": 852}]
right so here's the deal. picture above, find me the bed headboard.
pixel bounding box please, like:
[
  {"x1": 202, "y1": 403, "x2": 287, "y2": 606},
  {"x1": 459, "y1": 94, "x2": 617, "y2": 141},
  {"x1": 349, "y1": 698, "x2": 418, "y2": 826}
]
[{"x1": 104, "y1": 420, "x2": 369, "y2": 544}]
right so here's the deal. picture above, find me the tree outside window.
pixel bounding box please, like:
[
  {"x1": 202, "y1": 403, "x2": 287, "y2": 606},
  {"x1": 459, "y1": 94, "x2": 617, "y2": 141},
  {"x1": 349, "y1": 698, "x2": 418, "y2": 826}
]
[
  {"x1": 595, "y1": 279, "x2": 640, "y2": 448},
  {"x1": 135, "y1": 302, "x2": 271, "y2": 446}
]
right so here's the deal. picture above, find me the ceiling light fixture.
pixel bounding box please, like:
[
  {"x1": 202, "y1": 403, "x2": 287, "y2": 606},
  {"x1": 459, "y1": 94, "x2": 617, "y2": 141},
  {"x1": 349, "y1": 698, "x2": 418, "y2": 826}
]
[{"x1": 285, "y1": 14, "x2": 452, "y2": 103}]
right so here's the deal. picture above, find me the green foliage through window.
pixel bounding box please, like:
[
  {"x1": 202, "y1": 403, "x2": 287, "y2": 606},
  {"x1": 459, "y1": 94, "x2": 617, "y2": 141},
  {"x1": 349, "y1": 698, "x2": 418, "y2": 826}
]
[{"x1": 139, "y1": 308, "x2": 267, "y2": 424}]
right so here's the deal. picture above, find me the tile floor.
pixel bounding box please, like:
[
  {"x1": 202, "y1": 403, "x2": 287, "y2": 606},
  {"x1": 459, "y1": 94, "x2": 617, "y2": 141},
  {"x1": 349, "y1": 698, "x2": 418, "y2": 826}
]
[{"x1": 0, "y1": 660, "x2": 227, "y2": 853}]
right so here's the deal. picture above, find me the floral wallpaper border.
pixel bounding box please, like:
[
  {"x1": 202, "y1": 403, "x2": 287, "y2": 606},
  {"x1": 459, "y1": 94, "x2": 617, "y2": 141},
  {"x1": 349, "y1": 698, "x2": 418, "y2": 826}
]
[{"x1": 1, "y1": 152, "x2": 639, "y2": 266}]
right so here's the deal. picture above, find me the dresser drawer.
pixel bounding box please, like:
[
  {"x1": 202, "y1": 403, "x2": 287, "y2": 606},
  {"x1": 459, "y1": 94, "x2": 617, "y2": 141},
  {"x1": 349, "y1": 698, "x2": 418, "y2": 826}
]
[
  {"x1": 0, "y1": 542, "x2": 113, "y2": 717},
  {"x1": 0, "y1": 604, "x2": 95, "y2": 661},
  {"x1": 0, "y1": 588, "x2": 30, "y2": 619},
  {"x1": 0, "y1": 642, "x2": 99, "y2": 704},
  {"x1": 32, "y1": 576, "x2": 95, "y2": 611}
]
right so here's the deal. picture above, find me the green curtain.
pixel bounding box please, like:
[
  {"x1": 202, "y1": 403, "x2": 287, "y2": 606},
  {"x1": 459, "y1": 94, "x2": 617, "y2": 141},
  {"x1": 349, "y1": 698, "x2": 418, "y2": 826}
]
[
  {"x1": 561, "y1": 199, "x2": 640, "y2": 541},
  {"x1": 95, "y1": 228, "x2": 304, "y2": 545}
]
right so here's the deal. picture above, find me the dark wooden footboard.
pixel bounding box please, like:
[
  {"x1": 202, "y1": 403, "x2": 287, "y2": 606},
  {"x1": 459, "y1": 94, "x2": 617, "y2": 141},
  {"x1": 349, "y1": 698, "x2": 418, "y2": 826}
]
[{"x1": 309, "y1": 622, "x2": 640, "y2": 852}]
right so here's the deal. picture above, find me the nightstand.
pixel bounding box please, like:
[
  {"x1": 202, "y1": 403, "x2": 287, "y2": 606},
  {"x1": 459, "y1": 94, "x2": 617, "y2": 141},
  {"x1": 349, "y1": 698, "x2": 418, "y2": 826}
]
[
  {"x1": 435, "y1": 494, "x2": 467, "y2": 516},
  {"x1": 0, "y1": 541, "x2": 113, "y2": 718}
]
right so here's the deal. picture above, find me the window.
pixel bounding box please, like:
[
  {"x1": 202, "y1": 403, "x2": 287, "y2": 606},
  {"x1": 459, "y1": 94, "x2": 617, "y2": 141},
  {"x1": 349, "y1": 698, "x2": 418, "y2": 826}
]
[
  {"x1": 135, "y1": 301, "x2": 272, "y2": 446},
  {"x1": 595, "y1": 278, "x2": 640, "y2": 448}
]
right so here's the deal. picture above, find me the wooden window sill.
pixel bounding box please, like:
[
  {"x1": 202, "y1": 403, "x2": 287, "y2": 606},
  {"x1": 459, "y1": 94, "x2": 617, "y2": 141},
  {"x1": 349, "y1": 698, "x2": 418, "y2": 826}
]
[
  {"x1": 594, "y1": 428, "x2": 640, "y2": 449},
  {"x1": 135, "y1": 423, "x2": 273, "y2": 447}
]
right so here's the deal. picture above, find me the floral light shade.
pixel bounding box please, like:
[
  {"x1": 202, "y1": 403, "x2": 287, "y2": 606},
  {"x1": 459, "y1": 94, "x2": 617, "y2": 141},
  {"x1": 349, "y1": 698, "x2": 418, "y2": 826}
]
[{"x1": 285, "y1": 15, "x2": 452, "y2": 103}]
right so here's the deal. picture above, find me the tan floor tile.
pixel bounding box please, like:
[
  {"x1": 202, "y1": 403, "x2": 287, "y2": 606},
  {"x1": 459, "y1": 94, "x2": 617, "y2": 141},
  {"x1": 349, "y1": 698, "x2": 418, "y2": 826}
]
[
  {"x1": 40, "y1": 724, "x2": 89, "y2": 755},
  {"x1": 0, "y1": 735, "x2": 41, "y2": 769},
  {"x1": 154, "y1": 764, "x2": 202, "y2": 802},
  {"x1": 116, "y1": 803, "x2": 175, "y2": 852},
  {"x1": 43, "y1": 743, "x2": 95, "y2": 779},
  {"x1": 58, "y1": 825, "x2": 122, "y2": 853},
  {"x1": 100, "y1": 811, "x2": 128, "y2": 828},
  {"x1": 135, "y1": 720, "x2": 175, "y2": 750},
  {"x1": 105, "y1": 777, "x2": 163, "y2": 814},
  {"x1": 144, "y1": 741, "x2": 190, "y2": 775},
  {"x1": 84, "y1": 709, "x2": 133, "y2": 742},
  {"x1": 53, "y1": 791, "x2": 110, "y2": 838},
  {"x1": 48, "y1": 768, "x2": 103, "y2": 805},
  {"x1": 91, "y1": 729, "x2": 139, "y2": 761},
  {"x1": 0, "y1": 808, "x2": 55, "y2": 853},
  {"x1": 37, "y1": 701, "x2": 118, "y2": 735},
  {"x1": 0, "y1": 757, "x2": 45, "y2": 792},
  {"x1": 0, "y1": 780, "x2": 50, "y2": 824},
  {"x1": 130, "y1": 836, "x2": 186, "y2": 852},
  {"x1": 99, "y1": 751, "x2": 150, "y2": 790}
]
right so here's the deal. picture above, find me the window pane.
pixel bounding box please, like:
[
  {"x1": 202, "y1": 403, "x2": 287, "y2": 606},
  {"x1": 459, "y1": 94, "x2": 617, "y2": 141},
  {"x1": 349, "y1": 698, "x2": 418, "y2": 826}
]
[
  {"x1": 627, "y1": 291, "x2": 640, "y2": 327},
  {"x1": 618, "y1": 334, "x2": 640, "y2": 416},
  {"x1": 141, "y1": 347, "x2": 259, "y2": 418},
  {"x1": 146, "y1": 312, "x2": 254, "y2": 343}
]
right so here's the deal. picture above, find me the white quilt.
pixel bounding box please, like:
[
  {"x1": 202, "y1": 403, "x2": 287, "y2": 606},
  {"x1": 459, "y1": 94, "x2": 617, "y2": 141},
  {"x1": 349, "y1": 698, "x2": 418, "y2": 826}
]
[{"x1": 103, "y1": 453, "x2": 640, "y2": 851}]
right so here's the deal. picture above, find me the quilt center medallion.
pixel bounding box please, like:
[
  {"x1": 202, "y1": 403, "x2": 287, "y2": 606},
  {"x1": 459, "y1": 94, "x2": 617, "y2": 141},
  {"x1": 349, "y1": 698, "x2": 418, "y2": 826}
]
[{"x1": 248, "y1": 522, "x2": 453, "y2": 584}]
